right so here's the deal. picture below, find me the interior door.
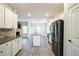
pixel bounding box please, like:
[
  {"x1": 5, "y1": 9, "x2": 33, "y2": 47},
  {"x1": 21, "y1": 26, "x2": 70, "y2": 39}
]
[{"x1": 68, "y1": 4, "x2": 79, "y2": 56}]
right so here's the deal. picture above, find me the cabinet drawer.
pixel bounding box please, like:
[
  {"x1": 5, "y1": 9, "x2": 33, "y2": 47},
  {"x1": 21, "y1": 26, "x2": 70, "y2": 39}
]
[{"x1": 0, "y1": 41, "x2": 11, "y2": 49}]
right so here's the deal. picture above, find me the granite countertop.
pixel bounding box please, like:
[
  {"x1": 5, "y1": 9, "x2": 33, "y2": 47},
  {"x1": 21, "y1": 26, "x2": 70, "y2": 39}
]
[
  {"x1": 31, "y1": 34, "x2": 41, "y2": 36},
  {"x1": 0, "y1": 36, "x2": 21, "y2": 44}
]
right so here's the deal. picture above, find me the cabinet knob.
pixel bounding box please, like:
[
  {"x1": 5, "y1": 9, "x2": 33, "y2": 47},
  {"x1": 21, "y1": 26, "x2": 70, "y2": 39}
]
[
  {"x1": 6, "y1": 44, "x2": 8, "y2": 45},
  {"x1": 0, "y1": 51, "x2": 3, "y2": 53}
]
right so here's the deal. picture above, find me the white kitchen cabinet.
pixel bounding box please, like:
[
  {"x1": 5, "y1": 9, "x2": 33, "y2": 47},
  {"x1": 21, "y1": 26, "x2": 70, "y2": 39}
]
[
  {"x1": 17, "y1": 37, "x2": 22, "y2": 51},
  {"x1": 4, "y1": 8, "x2": 18, "y2": 29},
  {"x1": 4, "y1": 8, "x2": 13, "y2": 28},
  {"x1": 12, "y1": 12, "x2": 17, "y2": 29},
  {"x1": 0, "y1": 37, "x2": 22, "y2": 56},
  {"x1": 0, "y1": 5, "x2": 4, "y2": 28},
  {"x1": 12, "y1": 37, "x2": 22, "y2": 56},
  {"x1": 0, "y1": 4, "x2": 18, "y2": 29},
  {"x1": 11, "y1": 39, "x2": 18, "y2": 56},
  {"x1": 0, "y1": 41, "x2": 11, "y2": 56}
]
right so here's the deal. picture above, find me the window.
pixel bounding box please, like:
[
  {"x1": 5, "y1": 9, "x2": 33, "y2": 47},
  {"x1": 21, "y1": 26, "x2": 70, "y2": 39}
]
[
  {"x1": 36, "y1": 26, "x2": 40, "y2": 33},
  {"x1": 22, "y1": 26, "x2": 28, "y2": 34}
]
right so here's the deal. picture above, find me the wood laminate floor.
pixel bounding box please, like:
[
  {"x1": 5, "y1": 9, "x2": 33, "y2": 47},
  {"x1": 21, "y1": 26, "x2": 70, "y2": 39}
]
[{"x1": 17, "y1": 36, "x2": 54, "y2": 56}]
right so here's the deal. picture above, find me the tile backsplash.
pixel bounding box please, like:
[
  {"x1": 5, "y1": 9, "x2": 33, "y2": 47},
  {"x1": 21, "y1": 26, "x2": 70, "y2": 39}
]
[{"x1": 0, "y1": 29, "x2": 16, "y2": 38}]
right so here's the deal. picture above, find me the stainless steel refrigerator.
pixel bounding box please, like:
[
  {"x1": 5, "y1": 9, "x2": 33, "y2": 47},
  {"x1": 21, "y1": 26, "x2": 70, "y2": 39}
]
[{"x1": 51, "y1": 20, "x2": 64, "y2": 56}]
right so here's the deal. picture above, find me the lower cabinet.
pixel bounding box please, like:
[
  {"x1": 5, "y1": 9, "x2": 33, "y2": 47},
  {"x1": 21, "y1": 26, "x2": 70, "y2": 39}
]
[
  {"x1": 11, "y1": 37, "x2": 22, "y2": 56},
  {"x1": 0, "y1": 37, "x2": 22, "y2": 56},
  {"x1": 17, "y1": 37, "x2": 22, "y2": 52},
  {"x1": 11, "y1": 39, "x2": 18, "y2": 56},
  {"x1": 0, "y1": 41, "x2": 11, "y2": 56}
]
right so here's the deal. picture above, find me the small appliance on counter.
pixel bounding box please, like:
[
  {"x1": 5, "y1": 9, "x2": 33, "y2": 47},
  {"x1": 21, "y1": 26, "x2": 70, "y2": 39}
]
[
  {"x1": 18, "y1": 22, "x2": 21, "y2": 29},
  {"x1": 16, "y1": 22, "x2": 22, "y2": 37},
  {"x1": 16, "y1": 31, "x2": 20, "y2": 36}
]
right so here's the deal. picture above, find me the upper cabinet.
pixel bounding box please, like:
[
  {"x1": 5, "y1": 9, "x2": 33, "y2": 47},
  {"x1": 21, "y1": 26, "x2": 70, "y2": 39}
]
[
  {"x1": 0, "y1": 5, "x2": 4, "y2": 28},
  {"x1": 12, "y1": 12, "x2": 17, "y2": 29},
  {"x1": 0, "y1": 4, "x2": 17, "y2": 29},
  {"x1": 5, "y1": 8, "x2": 13, "y2": 28}
]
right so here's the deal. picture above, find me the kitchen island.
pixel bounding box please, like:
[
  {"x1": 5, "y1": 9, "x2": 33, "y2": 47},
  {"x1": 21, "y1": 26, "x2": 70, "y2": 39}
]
[{"x1": 31, "y1": 34, "x2": 41, "y2": 46}]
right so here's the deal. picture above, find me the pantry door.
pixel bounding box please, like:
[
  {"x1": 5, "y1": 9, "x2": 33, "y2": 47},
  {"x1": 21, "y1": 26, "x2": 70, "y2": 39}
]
[{"x1": 68, "y1": 4, "x2": 79, "y2": 56}]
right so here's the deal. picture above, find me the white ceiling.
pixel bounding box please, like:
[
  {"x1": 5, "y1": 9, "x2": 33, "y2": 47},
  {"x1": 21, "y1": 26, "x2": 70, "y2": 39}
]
[{"x1": 7, "y1": 3, "x2": 64, "y2": 21}]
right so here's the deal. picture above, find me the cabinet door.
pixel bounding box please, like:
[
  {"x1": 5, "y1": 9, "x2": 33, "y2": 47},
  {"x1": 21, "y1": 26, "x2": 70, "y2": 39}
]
[
  {"x1": 4, "y1": 41, "x2": 11, "y2": 56},
  {"x1": 12, "y1": 13, "x2": 17, "y2": 29},
  {"x1": 0, "y1": 41, "x2": 11, "y2": 56},
  {"x1": 0, "y1": 46, "x2": 6, "y2": 56},
  {"x1": 0, "y1": 5, "x2": 4, "y2": 28},
  {"x1": 5, "y1": 8, "x2": 12, "y2": 28},
  {"x1": 17, "y1": 37, "x2": 22, "y2": 51},
  {"x1": 11, "y1": 39, "x2": 18, "y2": 56},
  {"x1": 12, "y1": 37, "x2": 22, "y2": 56}
]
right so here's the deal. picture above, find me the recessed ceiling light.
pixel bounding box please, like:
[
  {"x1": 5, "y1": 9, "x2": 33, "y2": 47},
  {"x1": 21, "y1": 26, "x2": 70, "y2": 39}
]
[
  {"x1": 45, "y1": 13, "x2": 49, "y2": 17},
  {"x1": 28, "y1": 13, "x2": 31, "y2": 17}
]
